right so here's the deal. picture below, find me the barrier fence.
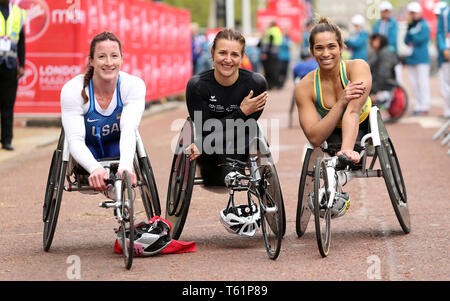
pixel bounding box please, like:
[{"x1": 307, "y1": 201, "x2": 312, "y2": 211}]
[{"x1": 14, "y1": 0, "x2": 192, "y2": 116}]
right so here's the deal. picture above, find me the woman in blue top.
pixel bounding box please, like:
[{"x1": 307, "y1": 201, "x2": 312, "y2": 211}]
[
  {"x1": 61, "y1": 32, "x2": 146, "y2": 191},
  {"x1": 295, "y1": 17, "x2": 372, "y2": 163},
  {"x1": 404, "y1": 2, "x2": 431, "y2": 115},
  {"x1": 345, "y1": 14, "x2": 368, "y2": 61}
]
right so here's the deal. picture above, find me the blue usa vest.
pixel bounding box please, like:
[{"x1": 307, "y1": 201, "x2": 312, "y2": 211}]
[{"x1": 84, "y1": 76, "x2": 122, "y2": 159}]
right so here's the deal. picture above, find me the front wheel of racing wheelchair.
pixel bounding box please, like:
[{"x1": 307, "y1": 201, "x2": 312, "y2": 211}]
[
  {"x1": 42, "y1": 129, "x2": 161, "y2": 269},
  {"x1": 296, "y1": 106, "x2": 410, "y2": 256},
  {"x1": 165, "y1": 117, "x2": 286, "y2": 260}
]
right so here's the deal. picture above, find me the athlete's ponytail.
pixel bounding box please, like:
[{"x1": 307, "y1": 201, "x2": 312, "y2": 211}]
[
  {"x1": 81, "y1": 66, "x2": 94, "y2": 103},
  {"x1": 308, "y1": 16, "x2": 345, "y2": 55}
]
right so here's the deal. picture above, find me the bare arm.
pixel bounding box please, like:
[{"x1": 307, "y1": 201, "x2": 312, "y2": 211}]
[
  {"x1": 340, "y1": 60, "x2": 372, "y2": 154},
  {"x1": 295, "y1": 72, "x2": 367, "y2": 147}
]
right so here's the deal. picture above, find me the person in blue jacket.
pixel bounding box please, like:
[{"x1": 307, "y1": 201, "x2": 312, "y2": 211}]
[
  {"x1": 345, "y1": 14, "x2": 368, "y2": 61},
  {"x1": 372, "y1": 1, "x2": 398, "y2": 54},
  {"x1": 404, "y1": 2, "x2": 431, "y2": 115},
  {"x1": 435, "y1": 1, "x2": 450, "y2": 118}
]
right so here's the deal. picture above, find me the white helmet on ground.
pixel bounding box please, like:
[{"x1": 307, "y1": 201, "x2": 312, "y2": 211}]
[
  {"x1": 220, "y1": 203, "x2": 261, "y2": 237},
  {"x1": 116, "y1": 217, "x2": 172, "y2": 256}
]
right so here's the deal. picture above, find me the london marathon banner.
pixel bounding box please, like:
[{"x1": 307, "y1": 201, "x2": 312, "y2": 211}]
[{"x1": 13, "y1": 0, "x2": 192, "y2": 115}]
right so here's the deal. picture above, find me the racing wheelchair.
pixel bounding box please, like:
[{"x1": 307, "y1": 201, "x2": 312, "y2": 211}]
[
  {"x1": 42, "y1": 129, "x2": 161, "y2": 269},
  {"x1": 296, "y1": 106, "x2": 410, "y2": 257},
  {"x1": 165, "y1": 117, "x2": 286, "y2": 260}
]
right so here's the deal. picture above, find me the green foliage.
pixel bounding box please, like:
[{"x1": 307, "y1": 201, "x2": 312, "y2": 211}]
[{"x1": 163, "y1": 0, "x2": 211, "y2": 27}]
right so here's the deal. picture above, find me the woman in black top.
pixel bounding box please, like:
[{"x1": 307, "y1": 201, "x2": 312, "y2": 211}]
[{"x1": 185, "y1": 28, "x2": 269, "y2": 186}]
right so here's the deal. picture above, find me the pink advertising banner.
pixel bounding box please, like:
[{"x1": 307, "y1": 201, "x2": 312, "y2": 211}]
[{"x1": 13, "y1": 0, "x2": 192, "y2": 116}]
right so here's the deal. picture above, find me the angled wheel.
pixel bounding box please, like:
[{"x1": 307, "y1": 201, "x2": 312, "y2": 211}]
[
  {"x1": 135, "y1": 155, "x2": 161, "y2": 218},
  {"x1": 258, "y1": 156, "x2": 284, "y2": 260},
  {"x1": 43, "y1": 130, "x2": 67, "y2": 252},
  {"x1": 296, "y1": 147, "x2": 321, "y2": 237},
  {"x1": 253, "y1": 126, "x2": 286, "y2": 237},
  {"x1": 120, "y1": 170, "x2": 135, "y2": 270},
  {"x1": 165, "y1": 118, "x2": 196, "y2": 240},
  {"x1": 376, "y1": 111, "x2": 410, "y2": 233},
  {"x1": 314, "y1": 158, "x2": 331, "y2": 257}
]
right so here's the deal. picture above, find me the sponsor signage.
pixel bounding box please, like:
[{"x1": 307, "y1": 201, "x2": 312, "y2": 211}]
[
  {"x1": 257, "y1": 0, "x2": 307, "y2": 43},
  {"x1": 13, "y1": 0, "x2": 191, "y2": 115}
]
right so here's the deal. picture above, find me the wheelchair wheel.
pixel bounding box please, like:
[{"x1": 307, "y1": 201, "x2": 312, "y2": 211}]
[
  {"x1": 120, "y1": 170, "x2": 135, "y2": 270},
  {"x1": 254, "y1": 132, "x2": 286, "y2": 237},
  {"x1": 314, "y1": 158, "x2": 331, "y2": 257},
  {"x1": 135, "y1": 156, "x2": 161, "y2": 218},
  {"x1": 376, "y1": 112, "x2": 411, "y2": 234},
  {"x1": 259, "y1": 158, "x2": 284, "y2": 260},
  {"x1": 43, "y1": 130, "x2": 67, "y2": 252},
  {"x1": 386, "y1": 85, "x2": 408, "y2": 122},
  {"x1": 165, "y1": 118, "x2": 196, "y2": 240},
  {"x1": 296, "y1": 147, "x2": 320, "y2": 237}
]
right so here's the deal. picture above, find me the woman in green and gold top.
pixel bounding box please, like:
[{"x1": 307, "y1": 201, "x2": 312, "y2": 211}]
[{"x1": 295, "y1": 16, "x2": 372, "y2": 163}]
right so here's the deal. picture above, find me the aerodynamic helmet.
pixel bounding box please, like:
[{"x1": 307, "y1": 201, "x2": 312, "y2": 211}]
[{"x1": 220, "y1": 203, "x2": 261, "y2": 237}]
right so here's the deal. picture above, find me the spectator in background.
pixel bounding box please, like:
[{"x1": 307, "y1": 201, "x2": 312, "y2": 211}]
[
  {"x1": 300, "y1": 19, "x2": 315, "y2": 60},
  {"x1": 435, "y1": 1, "x2": 450, "y2": 118},
  {"x1": 293, "y1": 49, "x2": 318, "y2": 81},
  {"x1": 404, "y1": 1, "x2": 431, "y2": 115},
  {"x1": 260, "y1": 21, "x2": 282, "y2": 89},
  {"x1": 0, "y1": 0, "x2": 26, "y2": 151},
  {"x1": 195, "y1": 40, "x2": 212, "y2": 74},
  {"x1": 368, "y1": 33, "x2": 399, "y2": 102},
  {"x1": 345, "y1": 14, "x2": 369, "y2": 61},
  {"x1": 372, "y1": 1, "x2": 398, "y2": 54},
  {"x1": 278, "y1": 28, "x2": 291, "y2": 88},
  {"x1": 191, "y1": 23, "x2": 205, "y2": 75}
]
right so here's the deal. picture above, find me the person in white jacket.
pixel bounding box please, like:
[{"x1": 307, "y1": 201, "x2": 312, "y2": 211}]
[{"x1": 60, "y1": 31, "x2": 145, "y2": 191}]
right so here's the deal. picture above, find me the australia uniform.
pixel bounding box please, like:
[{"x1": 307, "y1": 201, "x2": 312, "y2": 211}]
[
  {"x1": 84, "y1": 77, "x2": 122, "y2": 160},
  {"x1": 313, "y1": 60, "x2": 372, "y2": 147}
]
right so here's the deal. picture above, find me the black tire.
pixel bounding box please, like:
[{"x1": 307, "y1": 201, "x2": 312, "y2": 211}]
[
  {"x1": 259, "y1": 161, "x2": 283, "y2": 260},
  {"x1": 43, "y1": 130, "x2": 66, "y2": 252},
  {"x1": 135, "y1": 155, "x2": 161, "y2": 218},
  {"x1": 314, "y1": 158, "x2": 331, "y2": 257},
  {"x1": 121, "y1": 171, "x2": 134, "y2": 270},
  {"x1": 376, "y1": 112, "x2": 411, "y2": 234},
  {"x1": 296, "y1": 147, "x2": 319, "y2": 237},
  {"x1": 254, "y1": 138, "x2": 286, "y2": 237},
  {"x1": 165, "y1": 118, "x2": 196, "y2": 240}
]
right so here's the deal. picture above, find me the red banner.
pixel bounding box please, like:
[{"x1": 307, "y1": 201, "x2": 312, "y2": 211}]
[
  {"x1": 13, "y1": 0, "x2": 192, "y2": 116},
  {"x1": 257, "y1": 0, "x2": 307, "y2": 43}
]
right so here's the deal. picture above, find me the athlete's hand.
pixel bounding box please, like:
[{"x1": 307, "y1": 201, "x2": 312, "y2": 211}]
[
  {"x1": 240, "y1": 90, "x2": 268, "y2": 116},
  {"x1": 337, "y1": 149, "x2": 361, "y2": 163},
  {"x1": 186, "y1": 143, "x2": 201, "y2": 161},
  {"x1": 89, "y1": 167, "x2": 109, "y2": 191},
  {"x1": 117, "y1": 169, "x2": 137, "y2": 187},
  {"x1": 341, "y1": 81, "x2": 367, "y2": 105}
]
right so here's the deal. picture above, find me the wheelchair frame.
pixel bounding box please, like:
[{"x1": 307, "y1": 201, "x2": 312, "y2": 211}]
[
  {"x1": 165, "y1": 117, "x2": 286, "y2": 260},
  {"x1": 42, "y1": 129, "x2": 160, "y2": 270},
  {"x1": 296, "y1": 106, "x2": 411, "y2": 257}
]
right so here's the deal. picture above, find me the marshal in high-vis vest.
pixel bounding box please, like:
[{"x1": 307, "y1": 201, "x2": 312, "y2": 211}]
[{"x1": 0, "y1": 0, "x2": 26, "y2": 151}]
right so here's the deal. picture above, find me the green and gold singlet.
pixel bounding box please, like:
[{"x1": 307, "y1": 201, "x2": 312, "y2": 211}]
[{"x1": 313, "y1": 60, "x2": 371, "y2": 128}]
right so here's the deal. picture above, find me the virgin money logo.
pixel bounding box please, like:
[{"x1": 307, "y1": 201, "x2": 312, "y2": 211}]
[
  {"x1": 16, "y1": 0, "x2": 50, "y2": 43},
  {"x1": 19, "y1": 59, "x2": 38, "y2": 90}
]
